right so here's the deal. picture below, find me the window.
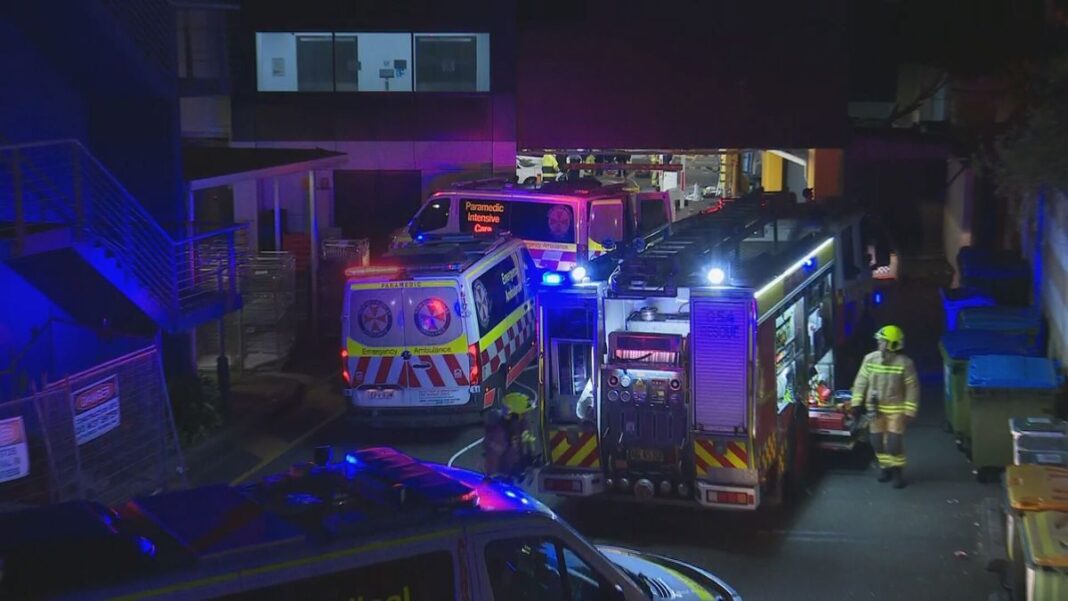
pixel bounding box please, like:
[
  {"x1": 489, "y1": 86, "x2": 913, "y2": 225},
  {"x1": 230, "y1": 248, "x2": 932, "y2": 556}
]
[
  {"x1": 214, "y1": 550, "x2": 455, "y2": 599},
  {"x1": 411, "y1": 200, "x2": 451, "y2": 234},
  {"x1": 588, "y1": 200, "x2": 624, "y2": 247},
  {"x1": 472, "y1": 255, "x2": 524, "y2": 337},
  {"x1": 414, "y1": 33, "x2": 490, "y2": 92},
  {"x1": 639, "y1": 198, "x2": 668, "y2": 235},
  {"x1": 484, "y1": 537, "x2": 613, "y2": 601},
  {"x1": 458, "y1": 199, "x2": 576, "y2": 243},
  {"x1": 256, "y1": 32, "x2": 486, "y2": 93}
]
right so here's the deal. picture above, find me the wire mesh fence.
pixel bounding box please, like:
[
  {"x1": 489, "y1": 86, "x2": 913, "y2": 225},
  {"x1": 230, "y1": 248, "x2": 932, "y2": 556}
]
[
  {"x1": 0, "y1": 345, "x2": 185, "y2": 512},
  {"x1": 241, "y1": 252, "x2": 296, "y2": 370},
  {"x1": 319, "y1": 238, "x2": 370, "y2": 339}
]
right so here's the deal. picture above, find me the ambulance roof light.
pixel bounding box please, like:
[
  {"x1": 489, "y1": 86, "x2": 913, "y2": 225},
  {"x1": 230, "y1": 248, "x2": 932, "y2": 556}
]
[
  {"x1": 706, "y1": 267, "x2": 726, "y2": 285},
  {"x1": 570, "y1": 265, "x2": 588, "y2": 282}
]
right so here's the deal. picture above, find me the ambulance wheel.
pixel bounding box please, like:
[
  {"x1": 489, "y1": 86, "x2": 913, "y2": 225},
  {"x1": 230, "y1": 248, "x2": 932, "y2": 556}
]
[{"x1": 523, "y1": 177, "x2": 537, "y2": 185}]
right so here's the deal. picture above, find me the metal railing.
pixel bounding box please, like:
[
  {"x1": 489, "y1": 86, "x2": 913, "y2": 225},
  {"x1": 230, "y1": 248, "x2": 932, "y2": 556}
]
[{"x1": 0, "y1": 139, "x2": 246, "y2": 330}]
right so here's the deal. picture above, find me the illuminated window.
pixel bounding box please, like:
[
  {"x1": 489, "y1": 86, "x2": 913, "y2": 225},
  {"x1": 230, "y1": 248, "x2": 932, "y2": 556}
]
[
  {"x1": 256, "y1": 32, "x2": 488, "y2": 93},
  {"x1": 414, "y1": 33, "x2": 490, "y2": 92}
]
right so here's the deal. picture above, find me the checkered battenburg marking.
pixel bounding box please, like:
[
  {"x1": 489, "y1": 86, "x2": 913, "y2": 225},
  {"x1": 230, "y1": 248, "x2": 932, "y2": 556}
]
[
  {"x1": 528, "y1": 247, "x2": 578, "y2": 272},
  {"x1": 480, "y1": 309, "x2": 535, "y2": 375}
]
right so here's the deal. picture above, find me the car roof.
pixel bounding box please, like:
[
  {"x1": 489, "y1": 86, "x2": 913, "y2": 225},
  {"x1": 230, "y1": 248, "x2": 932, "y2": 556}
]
[{"x1": 0, "y1": 448, "x2": 554, "y2": 599}]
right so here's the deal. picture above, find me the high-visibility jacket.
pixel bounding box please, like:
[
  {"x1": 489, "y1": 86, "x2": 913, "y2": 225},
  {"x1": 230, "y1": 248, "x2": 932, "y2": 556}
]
[
  {"x1": 851, "y1": 350, "x2": 920, "y2": 417},
  {"x1": 542, "y1": 153, "x2": 559, "y2": 173}
]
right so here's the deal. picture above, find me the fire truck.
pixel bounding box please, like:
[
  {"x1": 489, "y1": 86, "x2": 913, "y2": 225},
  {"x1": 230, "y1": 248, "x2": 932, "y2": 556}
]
[{"x1": 534, "y1": 194, "x2": 872, "y2": 510}]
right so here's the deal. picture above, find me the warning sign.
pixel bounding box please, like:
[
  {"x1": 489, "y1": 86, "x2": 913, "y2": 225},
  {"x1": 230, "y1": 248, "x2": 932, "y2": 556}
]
[
  {"x1": 73, "y1": 375, "x2": 121, "y2": 445},
  {"x1": 0, "y1": 416, "x2": 30, "y2": 484}
]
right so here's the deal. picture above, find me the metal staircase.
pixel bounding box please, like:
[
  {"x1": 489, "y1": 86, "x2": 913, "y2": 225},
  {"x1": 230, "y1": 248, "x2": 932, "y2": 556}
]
[{"x1": 0, "y1": 139, "x2": 246, "y2": 332}]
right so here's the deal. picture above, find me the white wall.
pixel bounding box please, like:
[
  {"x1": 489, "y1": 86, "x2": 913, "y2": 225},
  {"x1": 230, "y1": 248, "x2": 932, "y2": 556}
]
[
  {"x1": 355, "y1": 33, "x2": 413, "y2": 92},
  {"x1": 943, "y1": 158, "x2": 974, "y2": 285},
  {"x1": 256, "y1": 33, "x2": 297, "y2": 91}
]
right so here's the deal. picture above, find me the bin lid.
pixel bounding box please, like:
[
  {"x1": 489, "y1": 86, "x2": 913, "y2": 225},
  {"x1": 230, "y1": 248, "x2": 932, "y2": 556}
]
[
  {"x1": 939, "y1": 331, "x2": 1036, "y2": 360},
  {"x1": 958, "y1": 306, "x2": 1042, "y2": 324},
  {"x1": 1022, "y1": 511, "x2": 1068, "y2": 568},
  {"x1": 939, "y1": 287, "x2": 994, "y2": 303},
  {"x1": 1012, "y1": 417, "x2": 1068, "y2": 436},
  {"x1": 1005, "y1": 465, "x2": 1068, "y2": 512},
  {"x1": 967, "y1": 355, "x2": 1060, "y2": 390}
]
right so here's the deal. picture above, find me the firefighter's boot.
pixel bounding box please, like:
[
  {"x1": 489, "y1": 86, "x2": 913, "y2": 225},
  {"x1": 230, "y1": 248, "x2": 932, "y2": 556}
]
[
  {"x1": 877, "y1": 468, "x2": 893, "y2": 483},
  {"x1": 892, "y1": 467, "x2": 906, "y2": 489}
]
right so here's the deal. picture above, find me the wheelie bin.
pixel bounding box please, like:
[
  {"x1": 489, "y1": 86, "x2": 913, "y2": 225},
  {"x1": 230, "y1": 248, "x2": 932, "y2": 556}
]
[
  {"x1": 958, "y1": 249, "x2": 1031, "y2": 306},
  {"x1": 939, "y1": 287, "x2": 994, "y2": 331},
  {"x1": 1004, "y1": 465, "x2": 1068, "y2": 598},
  {"x1": 939, "y1": 330, "x2": 1036, "y2": 438},
  {"x1": 958, "y1": 306, "x2": 1044, "y2": 349},
  {"x1": 967, "y1": 355, "x2": 1062, "y2": 476},
  {"x1": 1020, "y1": 511, "x2": 1068, "y2": 600},
  {"x1": 1013, "y1": 417, "x2": 1068, "y2": 467}
]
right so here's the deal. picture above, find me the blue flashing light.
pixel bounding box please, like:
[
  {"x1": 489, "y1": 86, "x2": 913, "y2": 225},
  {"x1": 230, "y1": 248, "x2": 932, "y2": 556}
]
[
  {"x1": 803, "y1": 257, "x2": 817, "y2": 271},
  {"x1": 873, "y1": 290, "x2": 884, "y2": 306},
  {"x1": 415, "y1": 233, "x2": 426, "y2": 243},
  {"x1": 542, "y1": 272, "x2": 564, "y2": 286},
  {"x1": 570, "y1": 265, "x2": 588, "y2": 282},
  {"x1": 345, "y1": 453, "x2": 360, "y2": 465},
  {"x1": 137, "y1": 536, "x2": 156, "y2": 558},
  {"x1": 503, "y1": 489, "x2": 518, "y2": 499}
]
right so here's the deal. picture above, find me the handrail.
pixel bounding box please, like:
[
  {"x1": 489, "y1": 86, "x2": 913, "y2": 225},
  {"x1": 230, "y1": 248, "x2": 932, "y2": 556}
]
[{"x1": 0, "y1": 140, "x2": 248, "y2": 330}]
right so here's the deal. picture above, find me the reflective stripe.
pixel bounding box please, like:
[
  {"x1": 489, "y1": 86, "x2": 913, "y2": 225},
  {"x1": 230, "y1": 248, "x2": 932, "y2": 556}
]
[
  {"x1": 349, "y1": 279, "x2": 456, "y2": 290},
  {"x1": 878, "y1": 406, "x2": 908, "y2": 415},
  {"x1": 478, "y1": 300, "x2": 533, "y2": 350},
  {"x1": 876, "y1": 454, "x2": 906, "y2": 467},
  {"x1": 112, "y1": 529, "x2": 460, "y2": 600},
  {"x1": 866, "y1": 364, "x2": 905, "y2": 374}
]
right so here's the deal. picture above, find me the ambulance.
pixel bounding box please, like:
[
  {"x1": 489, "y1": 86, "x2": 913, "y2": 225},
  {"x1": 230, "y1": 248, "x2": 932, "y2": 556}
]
[
  {"x1": 535, "y1": 194, "x2": 872, "y2": 509},
  {"x1": 341, "y1": 234, "x2": 538, "y2": 426},
  {"x1": 393, "y1": 178, "x2": 674, "y2": 272}
]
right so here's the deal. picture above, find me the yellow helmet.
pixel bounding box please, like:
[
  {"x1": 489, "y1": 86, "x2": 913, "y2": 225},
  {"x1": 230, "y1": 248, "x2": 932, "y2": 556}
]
[
  {"x1": 875, "y1": 325, "x2": 905, "y2": 352},
  {"x1": 502, "y1": 392, "x2": 533, "y2": 415}
]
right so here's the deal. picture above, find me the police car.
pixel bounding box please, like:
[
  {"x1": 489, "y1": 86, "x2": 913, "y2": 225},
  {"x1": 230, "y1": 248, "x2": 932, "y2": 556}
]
[
  {"x1": 0, "y1": 447, "x2": 741, "y2": 600},
  {"x1": 341, "y1": 234, "x2": 538, "y2": 427}
]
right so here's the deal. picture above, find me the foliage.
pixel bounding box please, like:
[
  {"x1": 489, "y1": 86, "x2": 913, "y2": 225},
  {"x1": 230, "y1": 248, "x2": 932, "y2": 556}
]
[
  {"x1": 167, "y1": 373, "x2": 223, "y2": 448},
  {"x1": 990, "y1": 55, "x2": 1068, "y2": 197}
]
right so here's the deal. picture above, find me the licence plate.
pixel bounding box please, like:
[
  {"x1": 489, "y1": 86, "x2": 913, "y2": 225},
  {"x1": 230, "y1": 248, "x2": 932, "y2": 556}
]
[
  {"x1": 628, "y1": 448, "x2": 663, "y2": 462},
  {"x1": 367, "y1": 389, "x2": 396, "y2": 400}
]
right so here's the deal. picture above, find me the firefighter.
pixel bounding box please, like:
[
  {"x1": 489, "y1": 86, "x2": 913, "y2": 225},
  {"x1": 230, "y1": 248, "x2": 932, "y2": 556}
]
[
  {"x1": 483, "y1": 392, "x2": 537, "y2": 481},
  {"x1": 848, "y1": 325, "x2": 919, "y2": 489}
]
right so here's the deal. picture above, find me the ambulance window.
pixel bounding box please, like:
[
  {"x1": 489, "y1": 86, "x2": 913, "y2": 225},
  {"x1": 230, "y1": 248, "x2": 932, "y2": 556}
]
[
  {"x1": 473, "y1": 255, "x2": 524, "y2": 337},
  {"x1": 349, "y1": 290, "x2": 405, "y2": 349},
  {"x1": 411, "y1": 199, "x2": 451, "y2": 234},
  {"x1": 404, "y1": 287, "x2": 464, "y2": 348},
  {"x1": 639, "y1": 198, "x2": 668, "y2": 234},
  {"x1": 214, "y1": 550, "x2": 455, "y2": 599},
  {"x1": 589, "y1": 200, "x2": 624, "y2": 246},
  {"x1": 510, "y1": 202, "x2": 575, "y2": 243}
]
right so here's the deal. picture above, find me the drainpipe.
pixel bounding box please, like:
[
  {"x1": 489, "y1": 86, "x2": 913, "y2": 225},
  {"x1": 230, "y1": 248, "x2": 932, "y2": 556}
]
[{"x1": 308, "y1": 170, "x2": 319, "y2": 332}]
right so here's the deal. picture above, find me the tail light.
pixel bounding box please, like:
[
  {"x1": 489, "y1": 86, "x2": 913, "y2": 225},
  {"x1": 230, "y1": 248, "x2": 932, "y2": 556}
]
[
  {"x1": 468, "y1": 343, "x2": 480, "y2": 385},
  {"x1": 341, "y1": 349, "x2": 350, "y2": 384}
]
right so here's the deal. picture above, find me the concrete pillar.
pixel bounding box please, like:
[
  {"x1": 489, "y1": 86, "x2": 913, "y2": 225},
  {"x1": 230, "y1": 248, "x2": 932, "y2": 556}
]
[{"x1": 808, "y1": 149, "x2": 843, "y2": 198}]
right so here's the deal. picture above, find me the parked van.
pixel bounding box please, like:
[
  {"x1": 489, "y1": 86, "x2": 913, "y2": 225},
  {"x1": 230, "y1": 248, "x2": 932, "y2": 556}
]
[
  {"x1": 341, "y1": 234, "x2": 538, "y2": 426},
  {"x1": 394, "y1": 178, "x2": 674, "y2": 272},
  {"x1": 7, "y1": 447, "x2": 741, "y2": 600}
]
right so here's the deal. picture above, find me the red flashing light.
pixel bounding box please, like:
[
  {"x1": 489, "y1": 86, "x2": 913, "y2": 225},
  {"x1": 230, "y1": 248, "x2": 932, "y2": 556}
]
[
  {"x1": 468, "y1": 343, "x2": 481, "y2": 385},
  {"x1": 342, "y1": 369, "x2": 352, "y2": 384},
  {"x1": 341, "y1": 348, "x2": 348, "y2": 359}
]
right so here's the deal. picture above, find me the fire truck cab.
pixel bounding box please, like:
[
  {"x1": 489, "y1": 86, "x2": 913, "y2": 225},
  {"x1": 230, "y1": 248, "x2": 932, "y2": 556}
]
[{"x1": 536, "y1": 195, "x2": 871, "y2": 510}]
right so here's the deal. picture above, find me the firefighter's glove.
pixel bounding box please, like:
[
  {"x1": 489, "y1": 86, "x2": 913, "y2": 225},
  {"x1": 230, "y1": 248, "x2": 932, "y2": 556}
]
[{"x1": 851, "y1": 405, "x2": 865, "y2": 420}]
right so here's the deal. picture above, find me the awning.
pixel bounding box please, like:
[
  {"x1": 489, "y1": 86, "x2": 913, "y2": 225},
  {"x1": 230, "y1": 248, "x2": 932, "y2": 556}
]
[{"x1": 183, "y1": 145, "x2": 348, "y2": 190}]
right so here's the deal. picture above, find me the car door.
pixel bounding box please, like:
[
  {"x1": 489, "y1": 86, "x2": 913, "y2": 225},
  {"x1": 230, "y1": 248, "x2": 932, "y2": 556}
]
[{"x1": 469, "y1": 519, "x2": 645, "y2": 601}]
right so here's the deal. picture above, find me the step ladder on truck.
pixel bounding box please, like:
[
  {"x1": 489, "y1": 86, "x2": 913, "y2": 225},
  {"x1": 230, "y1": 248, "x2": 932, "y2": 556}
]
[{"x1": 534, "y1": 193, "x2": 873, "y2": 510}]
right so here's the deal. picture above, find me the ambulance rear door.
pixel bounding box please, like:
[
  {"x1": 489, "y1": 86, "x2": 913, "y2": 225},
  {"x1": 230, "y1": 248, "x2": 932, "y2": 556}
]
[{"x1": 348, "y1": 279, "x2": 471, "y2": 408}]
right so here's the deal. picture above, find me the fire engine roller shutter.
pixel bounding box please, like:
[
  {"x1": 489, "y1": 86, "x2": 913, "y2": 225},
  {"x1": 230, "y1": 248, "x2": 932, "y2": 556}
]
[{"x1": 691, "y1": 297, "x2": 749, "y2": 433}]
